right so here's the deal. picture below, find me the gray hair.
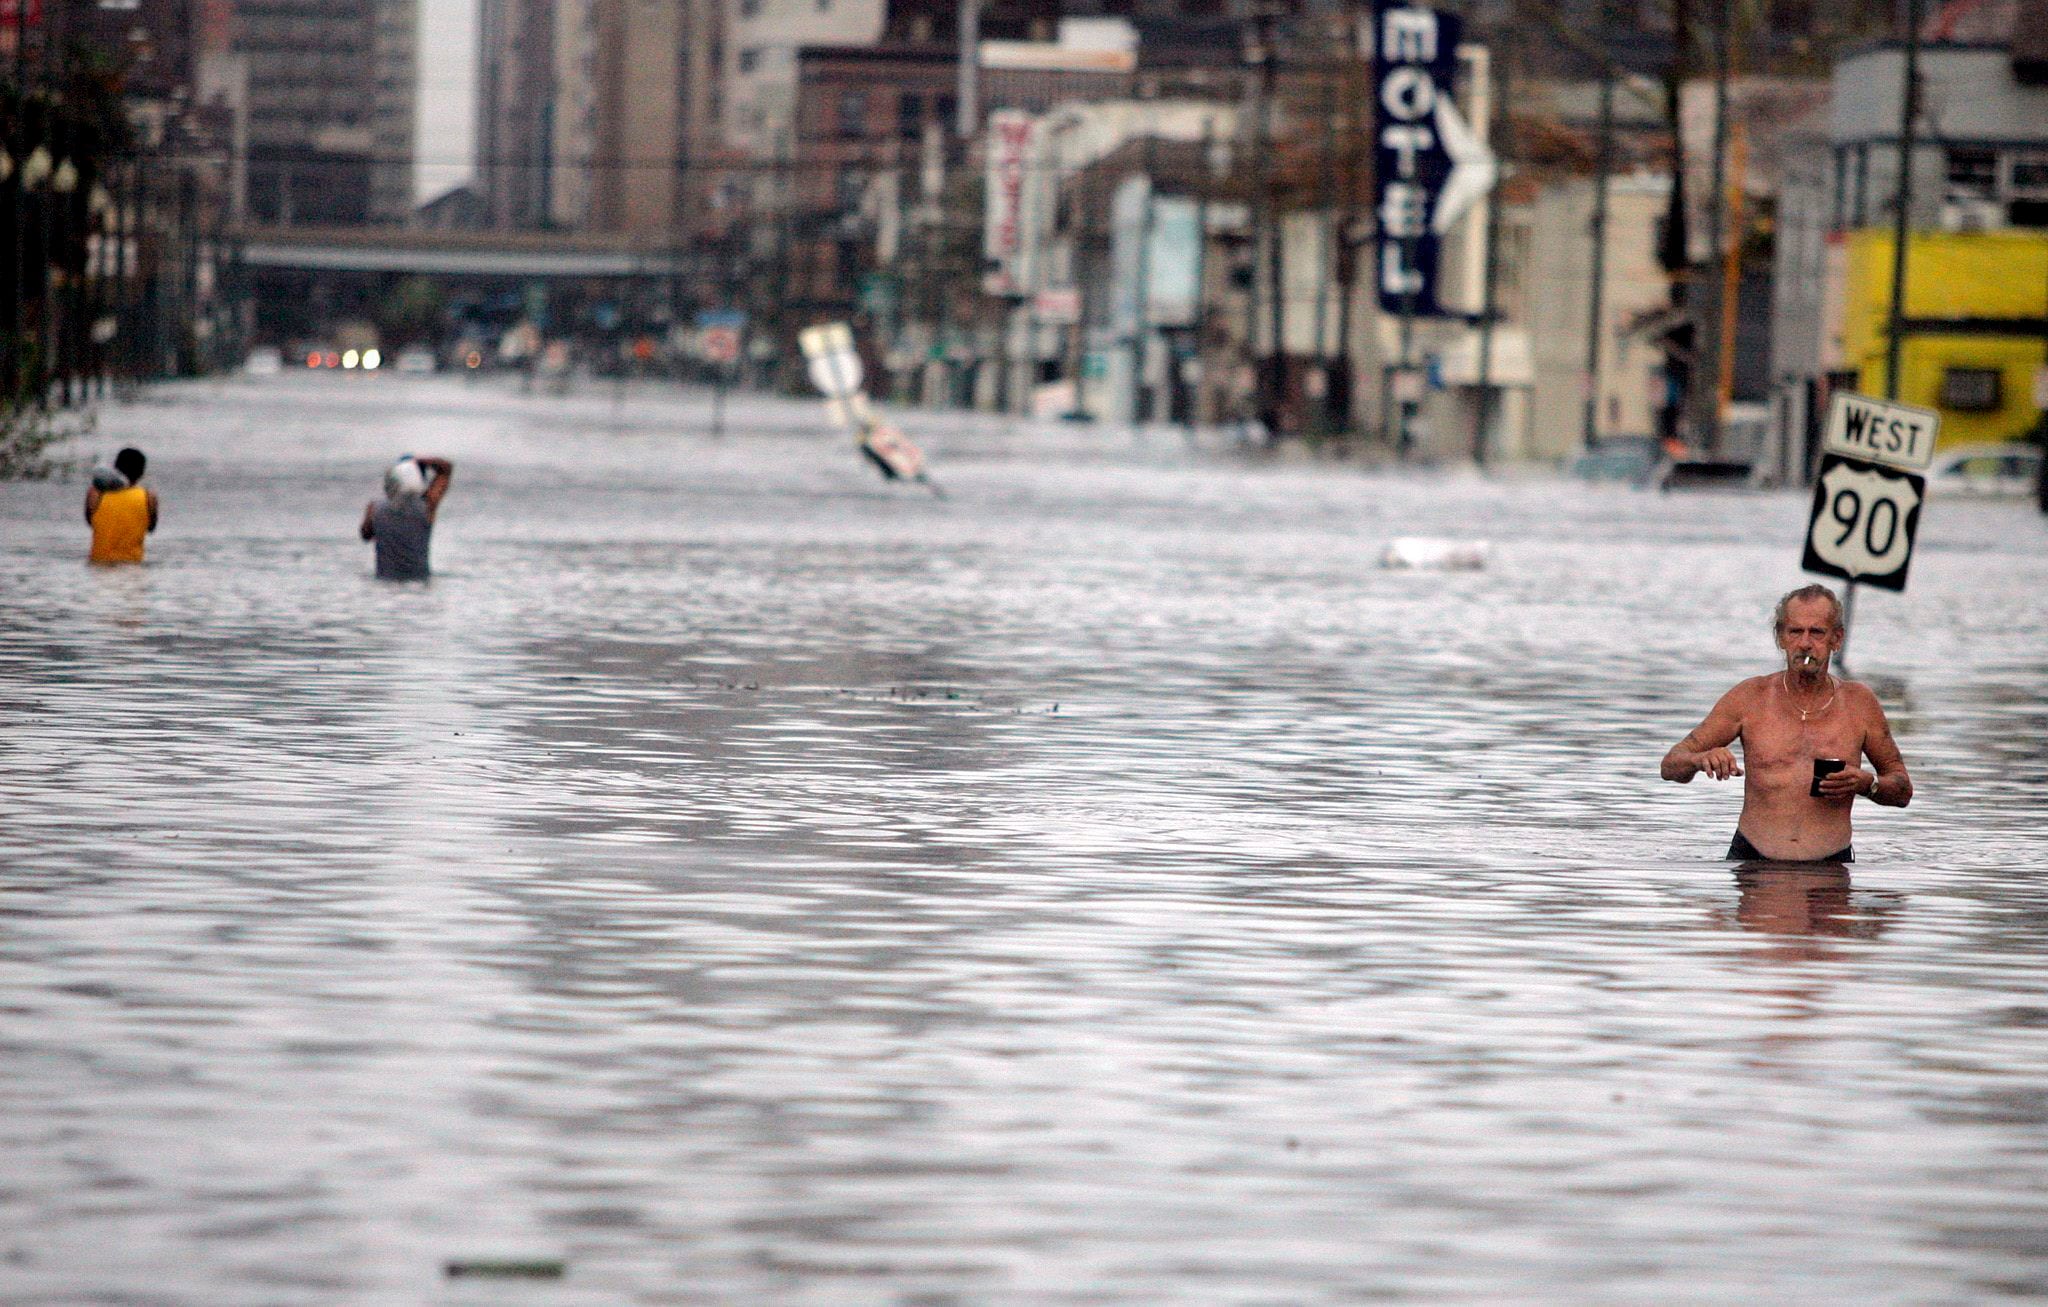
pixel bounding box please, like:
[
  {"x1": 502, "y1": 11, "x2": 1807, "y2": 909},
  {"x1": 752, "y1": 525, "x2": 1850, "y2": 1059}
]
[{"x1": 1773, "y1": 584, "x2": 1844, "y2": 633}]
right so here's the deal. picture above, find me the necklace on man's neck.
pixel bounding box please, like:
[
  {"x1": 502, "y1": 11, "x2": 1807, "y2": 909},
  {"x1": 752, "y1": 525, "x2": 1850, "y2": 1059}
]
[{"x1": 1782, "y1": 671, "x2": 1837, "y2": 721}]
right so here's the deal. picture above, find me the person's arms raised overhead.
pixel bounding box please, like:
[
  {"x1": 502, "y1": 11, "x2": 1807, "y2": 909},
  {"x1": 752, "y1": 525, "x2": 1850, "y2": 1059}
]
[{"x1": 416, "y1": 457, "x2": 454, "y2": 517}]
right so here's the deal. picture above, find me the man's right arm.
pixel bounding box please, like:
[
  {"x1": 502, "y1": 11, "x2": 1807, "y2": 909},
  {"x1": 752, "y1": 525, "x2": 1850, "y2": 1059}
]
[
  {"x1": 84, "y1": 486, "x2": 100, "y2": 525},
  {"x1": 360, "y1": 503, "x2": 377, "y2": 541},
  {"x1": 1662, "y1": 688, "x2": 1745, "y2": 783},
  {"x1": 418, "y1": 457, "x2": 454, "y2": 515}
]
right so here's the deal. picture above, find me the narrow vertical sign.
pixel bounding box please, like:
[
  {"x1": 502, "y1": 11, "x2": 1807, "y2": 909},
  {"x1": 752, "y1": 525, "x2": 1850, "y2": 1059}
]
[
  {"x1": 1372, "y1": 1, "x2": 1462, "y2": 315},
  {"x1": 983, "y1": 110, "x2": 1036, "y2": 296}
]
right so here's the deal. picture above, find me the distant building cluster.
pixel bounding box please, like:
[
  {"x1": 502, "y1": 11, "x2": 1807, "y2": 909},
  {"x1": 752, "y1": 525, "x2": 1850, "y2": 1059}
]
[{"x1": 9, "y1": 0, "x2": 2045, "y2": 463}]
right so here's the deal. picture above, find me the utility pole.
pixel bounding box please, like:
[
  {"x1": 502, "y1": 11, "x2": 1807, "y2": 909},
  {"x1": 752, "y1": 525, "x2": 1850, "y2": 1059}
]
[
  {"x1": 1130, "y1": 140, "x2": 1156, "y2": 426},
  {"x1": 956, "y1": 0, "x2": 980, "y2": 141},
  {"x1": 1582, "y1": 48, "x2": 1616, "y2": 449},
  {"x1": 1883, "y1": 0, "x2": 1924, "y2": 403},
  {"x1": 1312, "y1": 70, "x2": 1336, "y2": 438},
  {"x1": 1687, "y1": 0, "x2": 1733, "y2": 455},
  {"x1": 1473, "y1": 31, "x2": 1508, "y2": 465},
  {"x1": 1331, "y1": 54, "x2": 1362, "y2": 440},
  {"x1": 1849, "y1": 0, "x2": 1926, "y2": 662},
  {"x1": 1246, "y1": 7, "x2": 1283, "y2": 442}
]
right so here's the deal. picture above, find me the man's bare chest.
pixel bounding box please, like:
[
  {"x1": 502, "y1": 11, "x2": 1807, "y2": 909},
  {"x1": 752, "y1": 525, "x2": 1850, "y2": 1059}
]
[{"x1": 1742, "y1": 710, "x2": 1864, "y2": 773}]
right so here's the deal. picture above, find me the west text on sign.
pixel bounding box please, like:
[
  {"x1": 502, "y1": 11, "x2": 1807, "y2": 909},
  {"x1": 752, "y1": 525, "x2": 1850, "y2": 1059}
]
[{"x1": 1821, "y1": 392, "x2": 1940, "y2": 472}]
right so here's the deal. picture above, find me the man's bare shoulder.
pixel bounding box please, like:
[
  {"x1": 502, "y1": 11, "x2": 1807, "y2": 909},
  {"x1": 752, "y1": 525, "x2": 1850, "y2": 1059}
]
[
  {"x1": 1722, "y1": 674, "x2": 1775, "y2": 704},
  {"x1": 1838, "y1": 678, "x2": 1889, "y2": 713}
]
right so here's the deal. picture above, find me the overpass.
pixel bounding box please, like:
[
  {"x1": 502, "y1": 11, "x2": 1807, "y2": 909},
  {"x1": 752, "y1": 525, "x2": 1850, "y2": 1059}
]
[{"x1": 234, "y1": 225, "x2": 697, "y2": 279}]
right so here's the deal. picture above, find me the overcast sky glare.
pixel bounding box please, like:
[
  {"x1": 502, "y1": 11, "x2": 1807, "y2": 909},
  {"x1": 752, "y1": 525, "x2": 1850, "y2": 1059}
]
[{"x1": 414, "y1": 0, "x2": 480, "y2": 206}]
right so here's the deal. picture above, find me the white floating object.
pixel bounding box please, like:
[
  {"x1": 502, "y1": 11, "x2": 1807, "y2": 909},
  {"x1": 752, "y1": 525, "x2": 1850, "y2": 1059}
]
[{"x1": 1380, "y1": 537, "x2": 1490, "y2": 571}]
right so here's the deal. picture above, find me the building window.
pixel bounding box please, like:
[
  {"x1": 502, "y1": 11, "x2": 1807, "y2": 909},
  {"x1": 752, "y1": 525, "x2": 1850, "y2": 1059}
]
[
  {"x1": 839, "y1": 88, "x2": 868, "y2": 138},
  {"x1": 898, "y1": 92, "x2": 923, "y2": 141},
  {"x1": 1940, "y1": 367, "x2": 2001, "y2": 412},
  {"x1": 816, "y1": 0, "x2": 830, "y2": 10},
  {"x1": 1945, "y1": 147, "x2": 1998, "y2": 196},
  {"x1": 2010, "y1": 150, "x2": 2048, "y2": 195},
  {"x1": 739, "y1": 0, "x2": 760, "y2": 15},
  {"x1": 737, "y1": 47, "x2": 759, "y2": 72}
]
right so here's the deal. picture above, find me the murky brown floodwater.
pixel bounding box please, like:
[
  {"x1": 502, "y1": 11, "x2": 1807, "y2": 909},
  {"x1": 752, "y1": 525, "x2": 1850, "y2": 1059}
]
[{"x1": 4, "y1": 373, "x2": 2047, "y2": 1305}]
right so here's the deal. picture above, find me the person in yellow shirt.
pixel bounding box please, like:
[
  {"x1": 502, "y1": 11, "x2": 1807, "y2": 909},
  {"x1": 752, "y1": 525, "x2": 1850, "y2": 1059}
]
[{"x1": 85, "y1": 447, "x2": 159, "y2": 565}]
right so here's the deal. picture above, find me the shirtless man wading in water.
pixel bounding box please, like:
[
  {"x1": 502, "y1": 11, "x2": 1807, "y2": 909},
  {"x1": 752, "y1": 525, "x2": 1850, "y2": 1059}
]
[{"x1": 1661, "y1": 585, "x2": 1913, "y2": 863}]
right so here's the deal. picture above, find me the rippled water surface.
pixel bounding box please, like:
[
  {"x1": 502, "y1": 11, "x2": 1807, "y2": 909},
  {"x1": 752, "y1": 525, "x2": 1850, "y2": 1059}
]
[{"x1": 5, "y1": 374, "x2": 2047, "y2": 1304}]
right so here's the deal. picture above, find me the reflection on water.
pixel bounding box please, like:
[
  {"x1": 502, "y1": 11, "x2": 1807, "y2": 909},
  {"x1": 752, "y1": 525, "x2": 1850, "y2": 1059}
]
[{"x1": 3, "y1": 375, "x2": 2048, "y2": 1304}]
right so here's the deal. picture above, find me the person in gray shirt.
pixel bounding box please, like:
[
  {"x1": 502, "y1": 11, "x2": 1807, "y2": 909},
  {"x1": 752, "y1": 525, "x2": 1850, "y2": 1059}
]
[{"x1": 360, "y1": 455, "x2": 454, "y2": 579}]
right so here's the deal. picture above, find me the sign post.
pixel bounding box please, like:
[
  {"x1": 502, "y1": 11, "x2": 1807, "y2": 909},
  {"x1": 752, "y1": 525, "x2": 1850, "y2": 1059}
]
[
  {"x1": 1801, "y1": 391, "x2": 1940, "y2": 656},
  {"x1": 695, "y1": 309, "x2": 746, "y2": 438}
]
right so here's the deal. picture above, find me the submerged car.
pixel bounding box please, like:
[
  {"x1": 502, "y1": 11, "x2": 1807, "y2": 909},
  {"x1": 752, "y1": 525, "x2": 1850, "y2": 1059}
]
[{"x1": 1929, "y1": 443, "x2": 2042, "y2": 498}]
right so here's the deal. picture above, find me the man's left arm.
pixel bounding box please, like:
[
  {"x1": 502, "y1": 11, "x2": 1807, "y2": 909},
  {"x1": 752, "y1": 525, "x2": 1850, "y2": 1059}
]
[
  {"x1": 1859, "y1": 694, "x2": 1912, "y2": 808},
  {"x1": 146, "y1": 489, "x2": 159, "y2": 532}
]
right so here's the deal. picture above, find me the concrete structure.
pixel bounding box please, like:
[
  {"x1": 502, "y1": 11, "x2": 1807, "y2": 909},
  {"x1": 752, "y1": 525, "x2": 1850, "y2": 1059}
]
[
  {"x1": 237, "y1": 223, "x2": 694, "y2": 275},
  {"x1": 1515, "y1": 172, "x2": 1673, "y2": 461},
  {"x1": 475, "y1": 0, "x2": 557, "y2": 229},
  {"x1": 1765, "y1": 18, "x2": 2048, "y2": 482},
  {"x1": 723, "y1": 0, "x2": 888, "y2": 160},
  {"x1": 477, "y1": 0, "x2": 724, "y2": 236},
  {"x1": 231, "y1": 0, "x2": 417, "y2": 225},
  {"x1": 1840, "y1": 228, "x2": 2048, "y2": 444}
]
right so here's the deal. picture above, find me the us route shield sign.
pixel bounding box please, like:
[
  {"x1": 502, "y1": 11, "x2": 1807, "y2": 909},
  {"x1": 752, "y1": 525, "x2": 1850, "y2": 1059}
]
[
  {"x1": 1801, "y1": 453, "x2": 1926, "y2": 592},
  {"x1": 1801, "y1": 391, "x2": 1939, "y2": 592}
]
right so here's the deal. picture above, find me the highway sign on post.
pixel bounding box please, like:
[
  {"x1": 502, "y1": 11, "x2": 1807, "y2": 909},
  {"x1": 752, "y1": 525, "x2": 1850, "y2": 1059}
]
[
  {"x1": 696, "y1": 309, "x2": 745, "y2": 367},
  {"x1": 1801, "y1": 392, "x2": 1938, "y2": 594}
]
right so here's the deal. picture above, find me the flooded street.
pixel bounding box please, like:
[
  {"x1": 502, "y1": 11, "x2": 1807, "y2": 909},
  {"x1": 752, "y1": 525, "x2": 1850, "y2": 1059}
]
[{"x1": 5, "y1": 373, "x2": 2048, "y2": 1304}]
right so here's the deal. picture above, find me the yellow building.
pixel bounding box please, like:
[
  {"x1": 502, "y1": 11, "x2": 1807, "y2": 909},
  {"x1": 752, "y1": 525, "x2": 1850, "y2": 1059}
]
[{"x1": 1843, "y1": 229, "x2": 2048, "y2": 447}]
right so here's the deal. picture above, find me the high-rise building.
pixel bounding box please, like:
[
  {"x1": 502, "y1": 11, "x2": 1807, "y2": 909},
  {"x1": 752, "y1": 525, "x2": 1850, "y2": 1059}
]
[
  {"x1": 477, "y1": 0, "x2": 724, "y2": 234},
  {"x1": 231, "y1": 0, "x2": 416, "y2": 225}
]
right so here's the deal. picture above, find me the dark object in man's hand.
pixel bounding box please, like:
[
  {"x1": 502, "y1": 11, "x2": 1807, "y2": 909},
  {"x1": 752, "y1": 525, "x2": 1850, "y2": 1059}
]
[{"x1": 1811, "y1": 758, "x2": 1846, "y2": 797}]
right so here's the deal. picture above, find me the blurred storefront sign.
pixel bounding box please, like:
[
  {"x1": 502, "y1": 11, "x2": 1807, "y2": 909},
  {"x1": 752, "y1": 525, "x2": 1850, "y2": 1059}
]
[{"x1": 983, "y1": 111, "x2": 1037, "y2": 297}]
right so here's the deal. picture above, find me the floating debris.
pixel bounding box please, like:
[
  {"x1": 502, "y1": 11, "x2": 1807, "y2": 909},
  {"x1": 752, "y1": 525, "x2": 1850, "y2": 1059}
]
[
  {"x1": 444, "y1": 1258, "x2": 566, "y2": 1279},
  {"x1": 1379, "y1": 537, "x2": 1490, "y2": 571}
]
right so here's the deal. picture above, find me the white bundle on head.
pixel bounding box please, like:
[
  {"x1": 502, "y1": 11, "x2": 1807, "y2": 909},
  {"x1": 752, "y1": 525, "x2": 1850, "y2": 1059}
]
[{"x1": 384, "y1": 459, "x2": 427, "y2": 498}]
